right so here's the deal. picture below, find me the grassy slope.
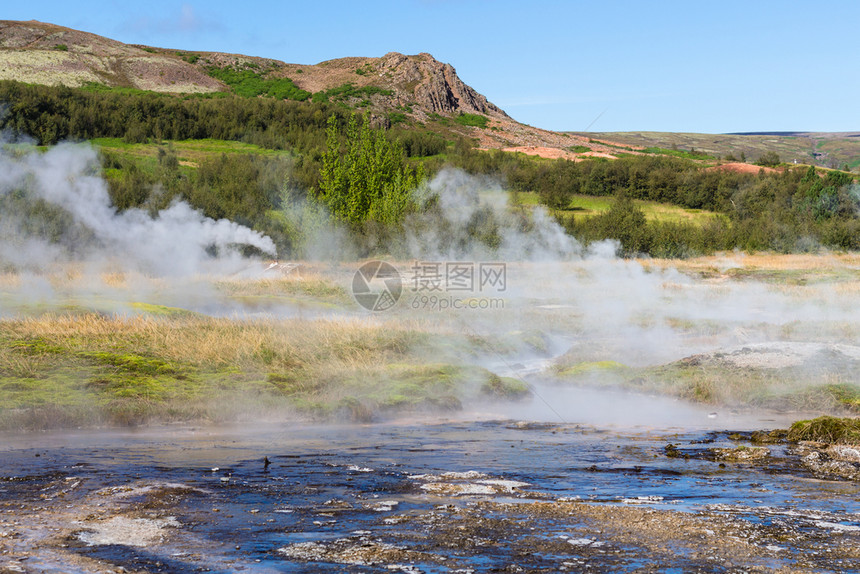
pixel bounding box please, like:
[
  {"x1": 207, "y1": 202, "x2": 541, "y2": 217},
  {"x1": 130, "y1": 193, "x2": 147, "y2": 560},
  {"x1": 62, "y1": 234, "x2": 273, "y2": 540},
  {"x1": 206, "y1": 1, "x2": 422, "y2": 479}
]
[{"x1": 513, "y1": 191, "x2": 720, "y2": 226}]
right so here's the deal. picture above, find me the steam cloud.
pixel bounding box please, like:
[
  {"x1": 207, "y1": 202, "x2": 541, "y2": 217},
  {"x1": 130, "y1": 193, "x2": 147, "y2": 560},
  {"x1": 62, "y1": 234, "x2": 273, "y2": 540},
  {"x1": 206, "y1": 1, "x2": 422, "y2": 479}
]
[
  {"x1": 403, "y1": 168, "x2": 589, "y2": 261},
  {"x1": 0, "y1": 142, "x2": 275, "y2": 276},
  {"x1": 2, "y1": 140, "x2": 859, "y2": 425}
]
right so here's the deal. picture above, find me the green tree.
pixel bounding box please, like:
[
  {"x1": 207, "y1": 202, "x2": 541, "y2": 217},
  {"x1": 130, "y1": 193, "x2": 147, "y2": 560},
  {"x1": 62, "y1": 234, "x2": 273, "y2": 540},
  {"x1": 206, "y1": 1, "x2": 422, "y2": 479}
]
[
  {"x1": 317, "y1": 113, "x2": 424, "y2": 227},
  {"x1": 591, "y1": 194, "x2": 651, "y2": 255}
]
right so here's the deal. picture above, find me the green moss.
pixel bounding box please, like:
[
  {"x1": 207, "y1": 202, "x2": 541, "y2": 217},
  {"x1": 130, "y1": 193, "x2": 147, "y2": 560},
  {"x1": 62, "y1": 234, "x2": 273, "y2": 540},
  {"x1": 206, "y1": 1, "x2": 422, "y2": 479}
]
[
  {"x1": 8, "y1": 337, "x2": 66, "y2": 355},
  {"x1": 130, "y1": 302, "x2": 199, "y2": 317},
  {"x1": 79, "y1": 351, "x2": 179, "y2": 375},
  {"x1": 750, "y1": 429, "x2": 789, "y2": 444},
  {"x1": 481, "y1": 375, "x2": 530, "y2": 398},
  {"x1": 558, "y1": 360, "x2": 629, "y2": 378}
]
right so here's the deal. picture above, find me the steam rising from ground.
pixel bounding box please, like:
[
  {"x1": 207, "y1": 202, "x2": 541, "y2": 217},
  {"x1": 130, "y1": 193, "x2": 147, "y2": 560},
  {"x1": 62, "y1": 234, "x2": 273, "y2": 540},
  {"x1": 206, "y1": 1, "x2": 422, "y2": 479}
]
[
  {"x1": 404, "y1": 169, "x2": 590, "y2": 261},
  {"x1": 2, "y1": 142, "x2": 860, "y2": 425},
  {"x1": 0, "y1": 142, "x2": 275, "y2": 276}
]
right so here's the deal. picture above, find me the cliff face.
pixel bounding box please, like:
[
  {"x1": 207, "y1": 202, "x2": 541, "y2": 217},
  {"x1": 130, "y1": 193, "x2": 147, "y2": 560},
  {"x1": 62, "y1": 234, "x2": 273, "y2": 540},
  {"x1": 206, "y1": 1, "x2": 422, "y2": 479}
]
[{"x1": 375, "y1": 52, "x2": 508, "y2": 118}]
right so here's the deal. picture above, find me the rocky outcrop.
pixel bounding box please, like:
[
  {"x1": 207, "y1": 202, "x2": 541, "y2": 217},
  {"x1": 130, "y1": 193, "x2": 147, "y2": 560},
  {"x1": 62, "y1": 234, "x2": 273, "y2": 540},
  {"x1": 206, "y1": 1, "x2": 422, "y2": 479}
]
[{"x1": 377, "y1": 52, "x2": 508, "y2": 118}]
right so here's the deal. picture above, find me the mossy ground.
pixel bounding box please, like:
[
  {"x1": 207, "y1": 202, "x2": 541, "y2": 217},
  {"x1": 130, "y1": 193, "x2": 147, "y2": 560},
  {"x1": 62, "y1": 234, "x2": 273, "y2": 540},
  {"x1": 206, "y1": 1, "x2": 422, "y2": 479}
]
[{"x1": 0, "y1": 309, "x2": 528, "y2": 430}]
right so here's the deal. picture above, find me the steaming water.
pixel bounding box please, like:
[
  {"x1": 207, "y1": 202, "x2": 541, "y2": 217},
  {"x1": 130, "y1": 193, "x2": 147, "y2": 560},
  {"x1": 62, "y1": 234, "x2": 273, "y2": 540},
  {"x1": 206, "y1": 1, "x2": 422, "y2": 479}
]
[{"x1": 2, "y1": 418, "x2": 858, "y2": 572}]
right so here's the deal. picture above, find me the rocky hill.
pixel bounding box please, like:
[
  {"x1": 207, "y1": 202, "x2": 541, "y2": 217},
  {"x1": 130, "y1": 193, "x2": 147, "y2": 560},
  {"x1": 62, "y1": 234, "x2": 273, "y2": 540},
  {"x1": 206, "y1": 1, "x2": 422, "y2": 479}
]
[
  {"x1": 0, "y1": 19, "x2": 609, "y2": 155},
  {"x1": 0, "y1": 20, "x2": 504, "y2": 118},
  {"x1": 0, "y1": 20, "x2": 223, "y2": 92}
]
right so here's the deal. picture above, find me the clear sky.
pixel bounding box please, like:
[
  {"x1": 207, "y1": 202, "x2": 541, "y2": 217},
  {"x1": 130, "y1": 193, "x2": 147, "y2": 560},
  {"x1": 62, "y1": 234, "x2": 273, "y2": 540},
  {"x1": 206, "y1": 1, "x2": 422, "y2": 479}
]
[{"x1": 6, "y1": 1, "x2": 859, "y2": 133}]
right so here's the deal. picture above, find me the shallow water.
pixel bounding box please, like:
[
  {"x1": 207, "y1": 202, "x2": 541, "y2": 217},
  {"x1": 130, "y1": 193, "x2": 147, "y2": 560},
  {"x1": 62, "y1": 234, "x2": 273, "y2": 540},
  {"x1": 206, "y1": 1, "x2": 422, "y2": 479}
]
[{"x1": 2, "y1": 413, "x2": 859, "y2": 572}]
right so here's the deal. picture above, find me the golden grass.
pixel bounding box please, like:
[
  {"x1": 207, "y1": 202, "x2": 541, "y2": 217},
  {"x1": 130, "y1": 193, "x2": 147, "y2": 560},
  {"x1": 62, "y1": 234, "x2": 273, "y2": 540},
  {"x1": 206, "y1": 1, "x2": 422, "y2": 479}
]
[
  {"x1": 215, "y1": 270, "x2": 349, "y2": 303},
  {"x1": 0, "y1": 273, "x2": 21, "y2": 289},
  {"x1": 100, "y1": 272, "x2": 128, "y2": 288},
  {"x1": 1, "y1": 313, "x2": 422, "y2": 370},
  {"x1": 0, "y1": 309, "x2": 534, "y2": 430},
  {"x1": 642, "y1": 252, "x2": 860, "y2": 274}
]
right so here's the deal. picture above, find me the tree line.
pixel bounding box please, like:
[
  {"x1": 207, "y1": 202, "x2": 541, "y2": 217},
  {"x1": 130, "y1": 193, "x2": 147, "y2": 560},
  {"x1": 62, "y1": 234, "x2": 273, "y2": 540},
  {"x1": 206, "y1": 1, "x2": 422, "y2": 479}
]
[
  {"x1": 2, "y1": 80, "x2": 859, "y2": 258},
  {"x1": 447, "y1": 148, "x2": 860, "y2": 255}
]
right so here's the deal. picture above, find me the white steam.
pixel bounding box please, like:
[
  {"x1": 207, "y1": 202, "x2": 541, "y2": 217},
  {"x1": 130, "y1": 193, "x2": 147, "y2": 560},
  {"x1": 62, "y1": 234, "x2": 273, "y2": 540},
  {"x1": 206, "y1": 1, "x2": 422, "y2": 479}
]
[
  {"x1": 403, "y1": 168, "x2": 590, "y2": 261},
  {"x1": 0, "y1": 142, "x2": 275, "y2": 276}
]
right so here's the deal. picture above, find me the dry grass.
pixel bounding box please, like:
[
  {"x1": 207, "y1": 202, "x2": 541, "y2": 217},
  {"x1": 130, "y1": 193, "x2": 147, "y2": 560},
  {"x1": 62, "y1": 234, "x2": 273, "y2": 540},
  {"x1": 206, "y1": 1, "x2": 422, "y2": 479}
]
[
  {"x1": 642, "y1": 252, "x2": 860, "y2": 275},
  {"x1": 215, "y1": 271, "x2": 350, "y2": 304},
  {"x1": 788, "y1": 416, "x2": 860, "y2": 444},
  {"x1": 1, "y1": 313, "x2": 419, "y2": 369}
]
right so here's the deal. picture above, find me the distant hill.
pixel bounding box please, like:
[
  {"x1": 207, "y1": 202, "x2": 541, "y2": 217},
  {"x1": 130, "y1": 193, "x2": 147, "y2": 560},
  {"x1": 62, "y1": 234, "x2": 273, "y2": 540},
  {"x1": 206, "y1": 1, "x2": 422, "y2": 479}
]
[
  {"x1": 571, "y1": 131, "x2": 860, "y2": 170},
  {"x1": 0, "y1": 19, "x2": 605, "y2": 154}
]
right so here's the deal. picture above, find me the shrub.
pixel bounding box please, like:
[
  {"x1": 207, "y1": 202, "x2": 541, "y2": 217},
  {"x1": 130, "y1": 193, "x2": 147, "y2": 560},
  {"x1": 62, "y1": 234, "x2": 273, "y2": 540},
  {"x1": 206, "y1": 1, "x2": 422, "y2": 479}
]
[
  {"x1": 455, "y1": 113, "x2": 488, "y2": 128},
  {"x1": 756, "y1": 151, "x2": 781, "y2": 167}
]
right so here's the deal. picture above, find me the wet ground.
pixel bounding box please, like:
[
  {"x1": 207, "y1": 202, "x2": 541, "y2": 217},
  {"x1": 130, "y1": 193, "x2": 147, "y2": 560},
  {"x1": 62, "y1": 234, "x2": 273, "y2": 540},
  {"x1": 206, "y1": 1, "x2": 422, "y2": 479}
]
[{"x1": 1, "y1": 408, "x2": 859, "y2": 573}]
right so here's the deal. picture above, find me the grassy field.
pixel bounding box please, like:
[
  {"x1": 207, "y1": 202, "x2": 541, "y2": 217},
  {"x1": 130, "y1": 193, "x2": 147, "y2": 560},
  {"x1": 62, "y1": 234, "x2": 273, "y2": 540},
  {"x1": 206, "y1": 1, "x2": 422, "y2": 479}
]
[
  {"x1": 0, "y1": 312, "x2": 528, "y2": 430},
  {"x1": 514, "y1": 191, "x2": 720, "y2": 225},
  {"x1": 639, "y1": 252, "x2": 860, "y2": 284},
  {"x1": 92, "y1": 137, "x2": 293, "y2": 167}
]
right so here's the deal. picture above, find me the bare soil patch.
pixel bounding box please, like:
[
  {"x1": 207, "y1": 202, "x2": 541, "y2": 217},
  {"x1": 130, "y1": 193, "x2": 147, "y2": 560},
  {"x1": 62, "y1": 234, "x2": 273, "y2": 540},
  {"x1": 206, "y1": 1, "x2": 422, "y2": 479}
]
[{"x1": 707, "y1": 162, "x2": 780, "y2": 174}]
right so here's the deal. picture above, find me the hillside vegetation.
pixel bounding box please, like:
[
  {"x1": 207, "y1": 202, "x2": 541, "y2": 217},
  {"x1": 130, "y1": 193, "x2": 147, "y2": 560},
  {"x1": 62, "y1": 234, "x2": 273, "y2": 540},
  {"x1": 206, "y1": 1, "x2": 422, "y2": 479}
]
[{"x1": 2, "y1": 79, "x2": 859, "y2": 259}]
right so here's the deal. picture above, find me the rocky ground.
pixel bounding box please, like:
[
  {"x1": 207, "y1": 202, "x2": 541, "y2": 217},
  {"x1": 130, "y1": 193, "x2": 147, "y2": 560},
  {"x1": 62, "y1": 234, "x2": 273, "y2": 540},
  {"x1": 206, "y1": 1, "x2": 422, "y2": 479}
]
[{"x1": 1, "y1": 420, "x2": 859, "y2": 573}]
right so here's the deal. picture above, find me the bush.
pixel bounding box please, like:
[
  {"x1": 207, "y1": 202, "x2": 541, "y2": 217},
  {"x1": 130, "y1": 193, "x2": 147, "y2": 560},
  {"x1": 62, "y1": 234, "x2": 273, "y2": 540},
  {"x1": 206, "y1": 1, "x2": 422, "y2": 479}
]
[
  {"x1": 455, "y1": 113, "x2": 488, "y2": 128},
  {"x1": 756, "y1": 151, "x2": 781, "y2": 167}
]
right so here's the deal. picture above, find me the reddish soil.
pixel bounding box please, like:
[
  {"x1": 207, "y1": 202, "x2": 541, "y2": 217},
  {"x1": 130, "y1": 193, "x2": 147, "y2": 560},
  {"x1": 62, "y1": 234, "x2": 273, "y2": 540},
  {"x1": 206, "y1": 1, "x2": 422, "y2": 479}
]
[
  {"x1": 498, "y1": 146, "x2": 618, "y2": 161},
  {"x1": 707, "y1": 162, "x2": 779, "y2": 175}
]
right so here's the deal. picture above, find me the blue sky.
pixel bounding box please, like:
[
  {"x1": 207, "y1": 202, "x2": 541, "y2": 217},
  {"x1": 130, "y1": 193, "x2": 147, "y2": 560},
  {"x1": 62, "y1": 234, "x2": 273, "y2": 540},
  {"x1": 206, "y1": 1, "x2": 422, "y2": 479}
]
[{"x1": 7, "y1": 1, "x2": 860, "y2": 133}]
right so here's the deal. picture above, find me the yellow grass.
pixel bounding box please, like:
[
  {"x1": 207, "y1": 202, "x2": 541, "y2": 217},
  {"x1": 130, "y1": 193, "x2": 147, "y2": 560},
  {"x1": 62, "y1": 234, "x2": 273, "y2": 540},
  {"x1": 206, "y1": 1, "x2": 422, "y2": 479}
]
[{"x1": 641, "y1": 252, "x2": 860, "y2": 273}]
